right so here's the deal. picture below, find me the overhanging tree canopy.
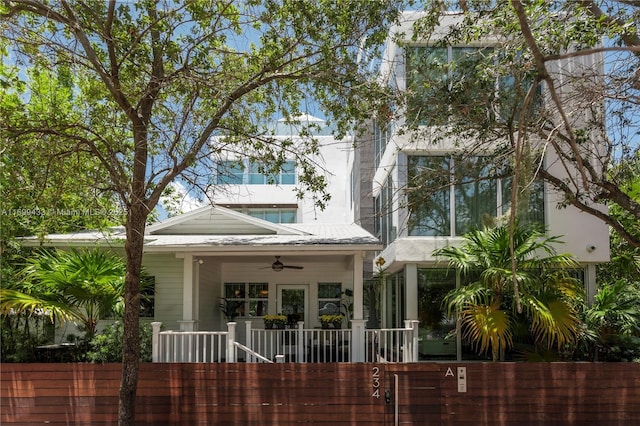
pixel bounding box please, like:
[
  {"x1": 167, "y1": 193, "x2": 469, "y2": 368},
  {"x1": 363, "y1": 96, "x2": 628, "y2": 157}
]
[
  {"x1": 0, "y1": 1, "x2": 404, "y2": 424},
  {"x1": 403, "y1": 0, "x2": 640, "y2": 247}
]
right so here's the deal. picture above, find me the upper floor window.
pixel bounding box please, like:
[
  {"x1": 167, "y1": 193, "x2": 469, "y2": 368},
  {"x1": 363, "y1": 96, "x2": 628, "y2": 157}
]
[
  {"x1": 374, "y1": 120, "x2": 393, "y2": 169},
  {"x1": 374, "y1": 174, "x2": 395, "y2": 246},
  {"x1": 247, "y1": 209, "x2": 297, "y2": 224},
  {"x1": 215, "y1": 159, "x2": 296, "y2": 185},
  {"x1": 407, "y1": 155, "x2": 544, "y2": 237},
  {"x1": 216, "y1": 160, "x2": 244, "y2": 185},
  {"x1": 406, "y1": 45, "x2": 539, "y2": 127}
]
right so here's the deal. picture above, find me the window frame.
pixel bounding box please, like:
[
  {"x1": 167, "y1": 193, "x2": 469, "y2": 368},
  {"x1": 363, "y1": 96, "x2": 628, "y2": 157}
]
[
  {"x1": 317, "y1": 282, "x2": 342, "y2": 317},
  {"x1": 407, "y1": 155, "x2": 544, "y2": 237},
  {"x1": 223, "y1": 282, "x2": 269, "y2": 318}
]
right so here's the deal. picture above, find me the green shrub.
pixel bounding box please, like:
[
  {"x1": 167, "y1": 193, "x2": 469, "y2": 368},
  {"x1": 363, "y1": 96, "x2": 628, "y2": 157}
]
[
  {"x1": 1, "y1": 315, "x2": 52, "y2": 362},
  {"x1": 87, "y1": 321, "x2": 153, "y2": 363}
]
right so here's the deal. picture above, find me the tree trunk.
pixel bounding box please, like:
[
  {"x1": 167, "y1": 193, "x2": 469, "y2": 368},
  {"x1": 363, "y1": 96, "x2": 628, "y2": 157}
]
[{"x1": 118, "y1": 203, "x2": 146, "y2": 426}]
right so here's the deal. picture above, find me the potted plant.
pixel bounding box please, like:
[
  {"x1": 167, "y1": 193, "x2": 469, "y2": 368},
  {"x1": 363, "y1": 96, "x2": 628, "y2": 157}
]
[
  {"x1": 263, "y1": 314, "x2": 287, "y2": 329},
  {"x1": 219, "y1": 298, "x2": 243, "y2": 322},
  {"x1": 320, "y1": 314, "x2": 343, "y2": 329}
]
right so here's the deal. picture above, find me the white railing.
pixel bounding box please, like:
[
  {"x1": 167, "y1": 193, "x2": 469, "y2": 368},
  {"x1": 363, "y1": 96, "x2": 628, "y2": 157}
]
[
  {"x1": 234, "y1": 341, "x2": 273, "y2": 363},
  {"x1": 151, "y1": 320, "x2": 419, "y2": 363},
  {"x1": 249, "y1": 322, "x2": 354, "y2": 362},
  {"x1": 364, "y1": 320, "x2": 419, "y2": 362},
  {"x1": 151, "y1": 322, "x2": 236, "y2": 363}
]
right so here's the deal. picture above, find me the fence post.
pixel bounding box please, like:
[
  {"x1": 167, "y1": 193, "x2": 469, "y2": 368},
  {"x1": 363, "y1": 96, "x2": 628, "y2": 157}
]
[
  {"x1": 296, "y1": 321, "x2": 305, "y2": 362},
  {"x1": 245, "y1": 321, "x2": 253, "y2": 362},
  {"x1": 227, "y1": 322, "x2": 237, "y2": 363},
  {"x1": 411, "y1": 320, "x2": 419, "y2": 362},
  {"x1": 351, "y1": 319, "x2": 366, "y2": 362},
  {"x1": 151, "y1": 322, "x2": 162, "y2": 362}
]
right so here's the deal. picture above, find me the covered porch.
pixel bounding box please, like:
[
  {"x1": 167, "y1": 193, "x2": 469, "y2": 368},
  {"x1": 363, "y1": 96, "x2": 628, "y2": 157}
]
[{"x1": 151, "y1": 320, "x2": 420, "y2": 363}]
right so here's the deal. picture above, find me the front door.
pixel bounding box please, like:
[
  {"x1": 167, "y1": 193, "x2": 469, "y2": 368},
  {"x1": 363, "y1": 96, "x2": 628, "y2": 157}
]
[{"x1": 277, "y1": 285, "x2": 309, "y2": 327}]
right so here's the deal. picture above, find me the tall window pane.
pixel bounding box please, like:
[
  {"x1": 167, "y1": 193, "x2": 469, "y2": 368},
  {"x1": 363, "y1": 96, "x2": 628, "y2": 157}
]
[
  {"x1": 406, "y1": 47, "x2": 448, "y2": 126},
  {"x1": 501, "y1": 176, "x2": 545, "y2": 228},
  {"x1": 417, "y1": 269, "x2": 456, "y2": 360},
  {"x1": 280, "y1": 161, "x2": 296, "y2": 184},
  {"x1": 279, "y1": 211, "x2": 296, "y2": 223},
  {"x1": 454, "y1": 156, "x2": 497, "y2": 235},
  {"x1": 248, "y1": 162, "x2": 266, "y2": 184},
  {"x1": 408, "y1": 156, "x2": 451, "y2": 236},
  {"x1": 318, "y1": 283, "x2": 342, "y2": 316}
]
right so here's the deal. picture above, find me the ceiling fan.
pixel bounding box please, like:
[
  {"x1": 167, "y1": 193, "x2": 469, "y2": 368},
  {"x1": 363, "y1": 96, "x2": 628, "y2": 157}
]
[{"x1": 267, "y1": 256, "x2": 303, "y2": 272}]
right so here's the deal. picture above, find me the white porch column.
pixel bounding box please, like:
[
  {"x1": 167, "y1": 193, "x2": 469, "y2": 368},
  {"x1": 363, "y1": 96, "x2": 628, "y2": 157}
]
[
  {"x1": 352, "y1": 252, "x2": 364, "y2": 320},
  {"x1": 179, "y1": 254, "x2": 198, "y2": 331},
  {"x1": 351, "y1": 319, "x2": 366, "y2": 362},
  {"x1": 404, "y1": 263, "x2": 418, "y2": 321}
]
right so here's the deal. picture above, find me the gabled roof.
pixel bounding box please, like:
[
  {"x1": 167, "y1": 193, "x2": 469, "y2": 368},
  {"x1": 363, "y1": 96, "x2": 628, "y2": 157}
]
[
  {"x1": 19, "y1": 205, "x2": 381, "y2": 253},
  {"x1": 146, "y1": 205, "x2": 307, "y2": 236}
]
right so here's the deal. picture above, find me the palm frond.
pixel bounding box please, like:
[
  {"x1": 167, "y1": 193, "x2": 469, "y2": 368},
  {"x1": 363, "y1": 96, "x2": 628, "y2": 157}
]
[
  {"x1": 0, "y1": 288, "x2": 82, "y2": 322},
  {"x1": 525, "y1": 296, "x2": 581, "y2": 350},
  {"x1": 460, "y1": 303, "x2": 512, "y2": 362}
]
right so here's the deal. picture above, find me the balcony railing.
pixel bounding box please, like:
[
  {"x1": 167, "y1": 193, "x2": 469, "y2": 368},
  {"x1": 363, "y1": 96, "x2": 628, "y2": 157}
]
[{"x1": 151, "y1": 320, "x2": 419, "y2": 363}]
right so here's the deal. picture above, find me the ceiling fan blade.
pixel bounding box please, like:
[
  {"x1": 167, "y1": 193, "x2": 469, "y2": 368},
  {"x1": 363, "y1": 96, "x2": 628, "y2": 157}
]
[{"x1": 283, "y1": 265, "x2": 304, "y2": 270}]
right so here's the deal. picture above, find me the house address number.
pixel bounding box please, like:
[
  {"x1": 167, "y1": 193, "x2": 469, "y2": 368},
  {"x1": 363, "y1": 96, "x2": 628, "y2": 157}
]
[{"x1": 372, "y1": 366, "x2": 380, "y2": 398}]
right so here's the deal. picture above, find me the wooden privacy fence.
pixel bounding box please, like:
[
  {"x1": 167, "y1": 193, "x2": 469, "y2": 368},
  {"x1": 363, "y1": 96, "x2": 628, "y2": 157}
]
[{"x1": 2, "y1": 362, "x2": 639, "y2": 425}]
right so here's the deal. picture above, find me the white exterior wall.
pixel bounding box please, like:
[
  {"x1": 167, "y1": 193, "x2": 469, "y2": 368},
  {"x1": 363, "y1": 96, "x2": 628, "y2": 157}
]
[
  {"x1": 371, "y1": 12, "x2": 610, "y2": 274},
  {"x1": 142, "y1": 254, "x2": 184, "y2": 330},
  {"x1": 197, "y1": 260, "x2": 221, "y2": 331},
  {"x1": 211, "y1": 130, "x2": 352, "y2": 224}
]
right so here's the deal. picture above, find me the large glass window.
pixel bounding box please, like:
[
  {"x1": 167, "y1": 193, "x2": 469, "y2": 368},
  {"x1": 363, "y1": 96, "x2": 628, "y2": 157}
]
[
  {"x1": 454, "y1": 156, "x2": 497, "y2": 235},
  {"x1": 408, "y1": 155, "x2": 544, "y2": 236},
  {"x1": 407, "y1": 45, "x2": 540, "y2": 127},
  {"x1": 374, "y1": 119, "x2": 393, "y2": 168},
  {"x1": 224, "y1": 282, "x2": 268, "y2": 317},
  {"x1": 500, "y1": 176, "x2": 545, "y2": 228},
  {"x1": 417, "y1": 269, "x2": 456, "y2": 360},
  {"x1": 406, "y1": 46, "x2": 494, "y2": 126},
  {"x1": 215, "y1": 160, "x2": 296, "y2": 185},
  {"x1": 407, "y1": 156, "x2": 451, "y2": 236},
  {"x1": 406, "y1": 46, "x2": 448, "y2": 126}
]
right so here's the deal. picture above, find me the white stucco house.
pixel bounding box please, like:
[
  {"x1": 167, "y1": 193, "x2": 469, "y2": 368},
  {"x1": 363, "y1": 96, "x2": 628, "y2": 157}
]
[
  {"x1": 210, "y1": 114, "x2": 354, "y2": 224},
  {"x1": 350, "y1": 11, "x2": 611, "y2": 361}
]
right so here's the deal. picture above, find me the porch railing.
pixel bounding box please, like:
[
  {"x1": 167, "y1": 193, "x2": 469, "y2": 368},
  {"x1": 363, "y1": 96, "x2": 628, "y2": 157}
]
[{"x1": 151, "y1": 320, "x2": 419, "y2": 363}]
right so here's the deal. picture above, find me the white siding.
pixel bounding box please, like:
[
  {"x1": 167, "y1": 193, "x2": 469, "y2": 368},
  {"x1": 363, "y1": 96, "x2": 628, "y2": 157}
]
[
  {"x1": 197, "y1": 261, "x2": 221, "y2": 331},
  {"x1": 142, "y1": 254, "x2": 183, "y2": 330}
]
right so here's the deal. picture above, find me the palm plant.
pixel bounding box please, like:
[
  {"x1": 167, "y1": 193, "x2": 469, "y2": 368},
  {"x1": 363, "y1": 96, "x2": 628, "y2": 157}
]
[
  {"x1": 434, "y1": 223, "x2": 585, "y2": 361},
  {"x1": 582, "y1": 279, "x2": 640, "y2": 361},
  {"x1": 1, "y1": 248, "x2": 127, "y2": 339}
]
